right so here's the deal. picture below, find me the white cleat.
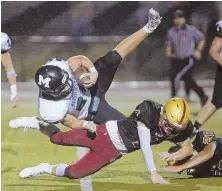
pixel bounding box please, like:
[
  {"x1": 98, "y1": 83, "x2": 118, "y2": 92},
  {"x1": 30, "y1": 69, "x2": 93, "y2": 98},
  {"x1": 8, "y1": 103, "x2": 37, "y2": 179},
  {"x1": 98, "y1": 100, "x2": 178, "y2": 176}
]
[
  {"x1": 19, "y1": 163, "x2": 50, "y2": 179},
  {"x1": 9, "y1": 117, "x2": 40, "y2": 132}
]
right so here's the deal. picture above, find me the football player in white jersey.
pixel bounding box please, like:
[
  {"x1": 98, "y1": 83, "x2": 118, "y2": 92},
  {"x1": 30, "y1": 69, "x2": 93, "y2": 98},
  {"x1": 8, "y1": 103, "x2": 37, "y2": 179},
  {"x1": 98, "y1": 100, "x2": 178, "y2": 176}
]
[
  {"x1": 193, "y1": 20, "x2": 222, "y2": 132},
  {"x1": 10, "y1": 8, "x2": 162, "y2": 132},
  {"x1": 1, "y1": 32, "x2": 18, "y2": 107}
]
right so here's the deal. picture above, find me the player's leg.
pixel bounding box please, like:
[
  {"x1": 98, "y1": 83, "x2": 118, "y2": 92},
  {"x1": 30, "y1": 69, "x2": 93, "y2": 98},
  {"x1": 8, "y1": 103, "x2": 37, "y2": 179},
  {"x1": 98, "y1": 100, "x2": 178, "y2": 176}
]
[
  {"x1": 88, "y1": 99, "x2": 125, "y2": 124},
  {"x1": 19, "y1": 124, "x2": 122, "y2": 179},
  {"x1": 194, "y1": 65, "x2": 222, "y2": 129},
  {"x1": 19, "y1": 151, "x2": 114, "y2": 179},
  {"x1": 9, "y1": 116, "x2": 95, "y2": 148},
  {"x1": 91, "y1": 8, "x2": 161, "y2": 95},
  {"x1": 170, "y1": 59, "x2": 180, "y2": 97}
]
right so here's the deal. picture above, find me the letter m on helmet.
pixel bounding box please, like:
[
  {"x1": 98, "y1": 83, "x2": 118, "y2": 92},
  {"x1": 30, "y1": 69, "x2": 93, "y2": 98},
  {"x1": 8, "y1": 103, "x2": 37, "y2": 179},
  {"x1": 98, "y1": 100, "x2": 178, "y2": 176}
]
[{"x1": 38, "y1": 75, "x2": 51, "y2": 88}]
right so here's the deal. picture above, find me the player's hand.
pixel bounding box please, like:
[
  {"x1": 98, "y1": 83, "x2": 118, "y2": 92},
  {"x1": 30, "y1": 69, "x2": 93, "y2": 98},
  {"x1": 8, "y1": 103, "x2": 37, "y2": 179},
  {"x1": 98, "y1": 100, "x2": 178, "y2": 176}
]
[
  {"x1": 82, "y1": 72, "x2": 98, "y2": 88},
  {"x1": 82, "y1": 121, "x2": 97, "y2": 133},
  {"x1": 144, "y1": 8, "x2": 162, "y2": 34},
  {"x1": 159, "y1": 152, "x2": 174, "y2": 161},
  {"x1": 150, "y1": 171, "x2": 169, "y2": 184},
  {"x1": 10, "y1": 94, "x2": 18, "y2": 108},
  {"x1": 161, "y1": 165, "x2": 183, "y2": 173},
  {"x1": 193, "y1": 50, "x2": 202, "y2": 60}
]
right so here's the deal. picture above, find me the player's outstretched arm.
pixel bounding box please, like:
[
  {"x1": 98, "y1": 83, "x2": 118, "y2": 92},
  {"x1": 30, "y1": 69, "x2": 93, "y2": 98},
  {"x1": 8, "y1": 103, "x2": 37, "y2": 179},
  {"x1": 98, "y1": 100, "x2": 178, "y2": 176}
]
[
  {"x1": 138, "y1": 122, "x2": 169, "y2": 184},
  {"x1": 159, "y1": 139, "x2": 193, "y2": 161},
  {"x1": 162, "y1": 142, "x2": 216, "y2": 173},
  {"x1": 209, "y1": 37, "x2": 222, "y2": 66},
  {"x1": 114, "y1": 8, "x2": 161, "y2": 59},
  {"x1": 62, "y1": 114, "x2": 96, "y2": 133},
  {"x1": 2, "y1": 52, "x2": 18, "y2": 107}
]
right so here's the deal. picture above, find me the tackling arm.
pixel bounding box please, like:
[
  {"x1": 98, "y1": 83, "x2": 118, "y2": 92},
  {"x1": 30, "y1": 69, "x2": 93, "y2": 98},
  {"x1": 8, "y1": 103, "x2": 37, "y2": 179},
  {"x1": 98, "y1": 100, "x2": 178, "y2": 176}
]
[
  {"x1": 61, "y1": 114, "x2": 97, "y2": 133},
  {"x1": 138, "y1": 122, "x2": 169, "y2": 184},
  {"x1": 180, "y1": 142, "x2": 216, "y2": 171},
  {"x1": 172, "y1": 139, "x2": 193, "y2": 161},
  {"x1": 209, "y1": 37, "x2": 222, "y2": 66}
]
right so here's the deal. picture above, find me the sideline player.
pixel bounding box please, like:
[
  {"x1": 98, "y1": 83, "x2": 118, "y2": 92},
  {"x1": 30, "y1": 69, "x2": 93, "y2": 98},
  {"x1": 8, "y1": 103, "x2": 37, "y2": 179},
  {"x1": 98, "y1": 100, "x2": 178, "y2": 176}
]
[
  {"x1": 17, "y1": 98, "x2": 193, "y2": 184},
  {"x1": 162, "y1": 131, "x2": 222, "y2": 177},
  {"x1": 9, "y1": 8, "x2": 162, "y2": 130},
  {"x1": 193, "y1": 20, "x2": 222, "y2": 131},
  {"x1": 1, "y1": 32, "x2": 18, "y2": 107}
]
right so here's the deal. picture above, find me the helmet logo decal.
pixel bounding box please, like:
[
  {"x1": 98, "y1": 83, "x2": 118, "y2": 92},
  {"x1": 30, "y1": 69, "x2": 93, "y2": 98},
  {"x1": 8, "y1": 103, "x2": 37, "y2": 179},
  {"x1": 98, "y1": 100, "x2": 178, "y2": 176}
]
[{"x1": 38, "y1": 75, "x2": 51, "y2": 88}]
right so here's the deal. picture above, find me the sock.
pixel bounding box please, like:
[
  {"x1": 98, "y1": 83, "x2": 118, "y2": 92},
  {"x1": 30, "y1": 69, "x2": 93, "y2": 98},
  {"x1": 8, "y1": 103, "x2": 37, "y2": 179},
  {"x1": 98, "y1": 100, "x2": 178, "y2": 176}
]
[
  {"x1": 194, "y1": 121, "x2": 202, "y2": 130},
  {"x1": 54, "y1": 164, "x2": 68, "y2": 177},
  {"x1": 10, "y1": 84, "x2": 17, "y2": 95}
]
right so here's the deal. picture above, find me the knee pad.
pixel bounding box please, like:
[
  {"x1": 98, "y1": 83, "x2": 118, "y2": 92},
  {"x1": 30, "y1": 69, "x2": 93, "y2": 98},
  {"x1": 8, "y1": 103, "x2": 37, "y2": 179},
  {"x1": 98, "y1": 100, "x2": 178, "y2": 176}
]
[{"x1": 211, "y1": 98, "x2": 222, "y2": 109}]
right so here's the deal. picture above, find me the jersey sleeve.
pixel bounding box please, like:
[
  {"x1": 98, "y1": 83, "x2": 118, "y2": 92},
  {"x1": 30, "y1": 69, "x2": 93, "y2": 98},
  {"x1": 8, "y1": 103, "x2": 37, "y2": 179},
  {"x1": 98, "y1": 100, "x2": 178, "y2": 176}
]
[
  {"x1": 193, "y1": 131, "x2": 216, "y2": 152},
  {"x1": 170, "y1": 121, "x2": 194, "y2": 143},
  {"x1": 1, "y1": 32, "x2": 11, "y2": 53},
  {"x1": 38, "y1": 98, "x2": 68, "y2": 124},
  {"x1": 130, "y1": 100, "x2": 159, "y2": 128}
]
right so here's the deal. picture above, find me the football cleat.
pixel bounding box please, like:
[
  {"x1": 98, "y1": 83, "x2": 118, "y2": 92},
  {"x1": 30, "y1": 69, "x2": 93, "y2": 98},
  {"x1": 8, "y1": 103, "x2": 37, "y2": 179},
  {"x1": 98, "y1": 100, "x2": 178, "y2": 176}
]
[
  {"x1": 19, "y1": 163, "x2": 50, "y2": 179},
  {"x1": 9, "y1": 117, "x2": 40, "y2": 132}
]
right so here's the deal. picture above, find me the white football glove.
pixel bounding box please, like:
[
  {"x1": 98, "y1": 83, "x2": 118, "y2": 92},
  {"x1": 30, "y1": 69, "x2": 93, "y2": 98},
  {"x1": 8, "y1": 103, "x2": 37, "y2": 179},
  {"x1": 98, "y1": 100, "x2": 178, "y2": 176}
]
[
  {"x1": 10, "y1": 93, "x2": 18, "y2": 108},
  {"x1": 82, "y1": 121, "x2": 97, "y2": 133},
  {"x1": 143, "y1": 8, "x2": 162, "y2": 34}
]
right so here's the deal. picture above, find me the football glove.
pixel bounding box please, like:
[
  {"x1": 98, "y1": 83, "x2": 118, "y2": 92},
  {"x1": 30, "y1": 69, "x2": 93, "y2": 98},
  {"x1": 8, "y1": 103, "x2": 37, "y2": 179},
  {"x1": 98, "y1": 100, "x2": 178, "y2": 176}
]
[{"x1": 143, "y1": 8, "x2": 162, "y2": 34}]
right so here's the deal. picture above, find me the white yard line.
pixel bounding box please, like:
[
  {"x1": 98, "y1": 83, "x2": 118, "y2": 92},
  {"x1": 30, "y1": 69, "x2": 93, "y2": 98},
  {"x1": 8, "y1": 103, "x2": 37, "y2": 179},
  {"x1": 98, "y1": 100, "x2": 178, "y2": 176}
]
[{"x1": 77, "y1": 147, "x2": 93, "y2": 191}]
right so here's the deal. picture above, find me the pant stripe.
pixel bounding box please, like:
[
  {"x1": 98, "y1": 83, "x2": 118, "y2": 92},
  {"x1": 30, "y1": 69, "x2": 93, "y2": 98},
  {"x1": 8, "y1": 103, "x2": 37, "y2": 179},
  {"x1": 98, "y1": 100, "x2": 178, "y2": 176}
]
[{"x1": 174, "y1": 58, "x2": 194, "y2": 92}]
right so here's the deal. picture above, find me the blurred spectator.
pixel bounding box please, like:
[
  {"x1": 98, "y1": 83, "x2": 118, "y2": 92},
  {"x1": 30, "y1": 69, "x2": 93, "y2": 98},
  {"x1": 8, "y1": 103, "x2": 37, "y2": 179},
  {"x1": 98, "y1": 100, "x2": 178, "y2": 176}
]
[{"x1": 165, "y1": 10, "x2": 208, "y2": 106}]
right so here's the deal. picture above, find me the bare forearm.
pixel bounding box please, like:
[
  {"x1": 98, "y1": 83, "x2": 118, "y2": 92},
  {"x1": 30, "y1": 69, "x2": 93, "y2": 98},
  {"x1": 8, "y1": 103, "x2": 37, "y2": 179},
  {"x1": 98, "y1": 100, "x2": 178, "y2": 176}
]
[
  {"x1": 209, "y1": 37, "x2": 222, "y2": 66},
  {"x1": 210, "y1": 51, "x2": 222, "y2": 66},
  {"x1": 173, "y1": 145, "x2": 193, "y2": 161},
  {"x1": 181, "y1": 151, "x2": 211, "y2": 171},
  {"x1": 61, "y1": 114, "x2": 84, "y2": 129},
  {"x1": 114, "y1": 29, "x2": 148, "y2": 58},
  {"x1": 2, "y1": 52, "x2": 17, "y2": 85}
]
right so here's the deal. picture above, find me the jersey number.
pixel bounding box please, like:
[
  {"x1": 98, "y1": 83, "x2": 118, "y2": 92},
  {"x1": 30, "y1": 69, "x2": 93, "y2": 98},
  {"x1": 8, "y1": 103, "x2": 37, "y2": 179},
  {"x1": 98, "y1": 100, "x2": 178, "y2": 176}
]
[{"x1": 76, "y1": 96, "x2": 87, "y2": 111}]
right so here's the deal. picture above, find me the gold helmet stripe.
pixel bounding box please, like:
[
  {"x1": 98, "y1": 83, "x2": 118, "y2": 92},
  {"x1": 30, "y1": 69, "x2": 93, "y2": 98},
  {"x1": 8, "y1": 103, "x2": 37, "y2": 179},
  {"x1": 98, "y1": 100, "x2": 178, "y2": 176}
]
[{"x1": 179, "y1": 100, "x2": 186, "y2": 125}]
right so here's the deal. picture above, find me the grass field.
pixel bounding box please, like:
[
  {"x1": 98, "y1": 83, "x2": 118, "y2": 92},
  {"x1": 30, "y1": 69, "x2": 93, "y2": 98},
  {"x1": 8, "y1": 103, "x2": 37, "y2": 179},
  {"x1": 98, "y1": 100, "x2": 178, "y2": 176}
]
[{"x1": 2, "y1": 97, "x2": 222, "y2": 191}]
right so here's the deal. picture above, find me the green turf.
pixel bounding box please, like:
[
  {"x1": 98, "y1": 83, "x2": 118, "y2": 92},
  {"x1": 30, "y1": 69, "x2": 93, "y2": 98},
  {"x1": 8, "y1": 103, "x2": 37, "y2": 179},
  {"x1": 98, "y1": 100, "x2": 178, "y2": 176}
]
[{"x1": 2, "y1": 99, "x2": 222, "y2": 191}]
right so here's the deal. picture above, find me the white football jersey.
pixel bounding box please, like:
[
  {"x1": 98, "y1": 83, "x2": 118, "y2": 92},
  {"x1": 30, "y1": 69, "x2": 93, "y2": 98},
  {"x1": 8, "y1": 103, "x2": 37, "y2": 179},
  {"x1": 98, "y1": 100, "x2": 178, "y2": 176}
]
[
  {"x1": 38, "y1": 59, "x2": 91, "y2": 123},
  {"x1": 1, "y1": 32, "x2": 11, "y2": 52}
]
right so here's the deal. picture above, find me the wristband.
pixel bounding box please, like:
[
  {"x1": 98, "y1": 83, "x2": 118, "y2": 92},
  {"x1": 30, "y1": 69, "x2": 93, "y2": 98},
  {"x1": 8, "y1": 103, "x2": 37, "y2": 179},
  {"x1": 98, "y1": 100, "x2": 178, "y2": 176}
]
[
  {"x1": 89, "y1": 67, "x2": 97, "y2": 73},
  {"x1": 142, "y1": 26, "x2": 151, "y2": 34},
  {"x1": 82, "y1": 121, "x2": 89, "y2": 129},
  {"x1": 10, "y1": 84, "x2": 17, "y2": 95},
  {"x1": 7, "y1": 69, "x2": 17, "y2": 77}
]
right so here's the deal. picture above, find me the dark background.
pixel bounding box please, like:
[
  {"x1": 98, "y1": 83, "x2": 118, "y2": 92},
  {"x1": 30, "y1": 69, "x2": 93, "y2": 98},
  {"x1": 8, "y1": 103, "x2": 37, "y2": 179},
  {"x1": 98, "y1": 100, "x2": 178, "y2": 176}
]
[{"x1": 1, "y1": 1, "x2": 221, "y2": 81}]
